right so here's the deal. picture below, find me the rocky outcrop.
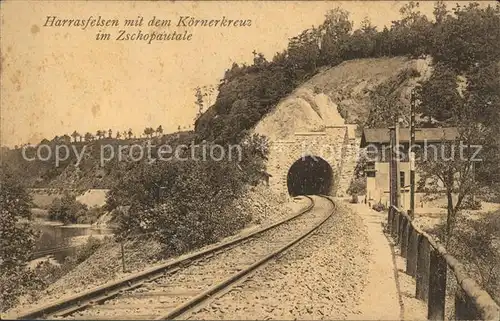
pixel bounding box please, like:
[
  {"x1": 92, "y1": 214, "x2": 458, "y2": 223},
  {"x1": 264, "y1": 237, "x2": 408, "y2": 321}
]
[{"x1": 251, "y1": 56, "x2": 432, "y2": 199}]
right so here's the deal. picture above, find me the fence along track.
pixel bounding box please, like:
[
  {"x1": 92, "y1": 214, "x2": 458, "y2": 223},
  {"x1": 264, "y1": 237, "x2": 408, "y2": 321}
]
[
  {"x1": 14, "y1": 195, "x2": 325, "y2": 320},
  {"x1": 388, "y1": 206, "x2": 500, "y2": 321}
]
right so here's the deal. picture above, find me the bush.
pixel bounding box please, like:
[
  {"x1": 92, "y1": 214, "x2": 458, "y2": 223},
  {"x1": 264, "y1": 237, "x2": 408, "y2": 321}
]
[
  {"x1": 48, "y1": 193, "x2": 88, "y2": 224},
  {"x1": 372, "y1": 202, "x2": 387, "y2": 212},
  {"x1": 122, "y1": 202, "x2": 251, "y2": 255},
  {"x1": 347, "y1": 177, "x2": 366, "y2": 197},
  {"x1": 458, "y1": 196, "x2": 482, "y2": 211},
  {"x1": 477, "y1": 187, "x2": 500, "y2": 203},
  {"x1": 109, "y1": 133, "x2": 267, "y2": 255},
  {"x1": 420, "y1": 192, "x2": 443, "y2": 202},
  {"x1": 77, "y1": 206, "x2": 105, "y2": 224},
  {"x1": 425, "y1": 214, "x2": 500, "y2": 303}
]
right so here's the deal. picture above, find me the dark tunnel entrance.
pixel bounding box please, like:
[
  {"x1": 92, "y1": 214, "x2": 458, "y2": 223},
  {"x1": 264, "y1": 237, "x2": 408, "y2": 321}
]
[{"x1": 287, "y1": 156, "x2": 334, "y2": 196}]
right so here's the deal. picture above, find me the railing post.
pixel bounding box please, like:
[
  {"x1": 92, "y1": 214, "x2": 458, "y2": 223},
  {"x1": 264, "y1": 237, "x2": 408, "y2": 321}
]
[
  {"x1": 398, "y1": 213, "x2": 404, "y2": 245},
  {"x1": 401, "y1": 217, "x2": 409, "y2": 258},
  {"x1": 428, "y1": 248, "x2": 447, "y2": 320},
  {"x1": 392, "y1": 209, "x2": 399, "y2": 238},
  {"x1": 416, "y1": 236, "x2": 430, "y2": 302},
  {"x1": 121, "y1": 241, "x2": 127, "y2": 273},
  {"x1": 388, "y1": 207, "x2": 393, "y2": 231},
  {"x1": 406, "y1": 225, "x2": 419, "y2": 277},
  {"x1": 455, "y1": 289, "x2": 479, "y2": 320}
]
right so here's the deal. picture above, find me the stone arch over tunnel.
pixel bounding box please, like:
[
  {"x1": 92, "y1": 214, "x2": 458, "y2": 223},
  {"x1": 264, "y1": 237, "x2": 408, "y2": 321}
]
[{"x1": 286, "y1": 156, "x2": 334, "y2": 196}]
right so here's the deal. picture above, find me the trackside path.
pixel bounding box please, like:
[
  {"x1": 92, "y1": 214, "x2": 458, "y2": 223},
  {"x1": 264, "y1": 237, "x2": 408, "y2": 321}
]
[{"x1": 347, "y1": 202, "x2": 403, "y2": 320}]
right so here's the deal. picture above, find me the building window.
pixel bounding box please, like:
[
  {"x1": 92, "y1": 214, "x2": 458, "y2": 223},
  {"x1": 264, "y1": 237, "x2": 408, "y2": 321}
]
[{"x1": 400, "y1": 171, "x2": 405, "y2": 188}]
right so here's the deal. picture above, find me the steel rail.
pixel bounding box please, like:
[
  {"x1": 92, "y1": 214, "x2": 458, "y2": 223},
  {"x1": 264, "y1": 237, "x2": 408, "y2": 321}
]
[
  {"x1": 160, "y1": 195, "x2": 336, "y2": 320},
  {"x1": 14, "y1": 196, "x2": 315, "y2": 320},
  {"x1": 31, "y1": 246, "x2": 78, "y2": 260}
]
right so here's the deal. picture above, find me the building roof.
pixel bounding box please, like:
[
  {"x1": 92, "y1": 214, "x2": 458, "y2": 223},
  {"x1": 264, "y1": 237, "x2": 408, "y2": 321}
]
[{"x1": 361, "y1": 127, "x2": 459, "y2": 145}]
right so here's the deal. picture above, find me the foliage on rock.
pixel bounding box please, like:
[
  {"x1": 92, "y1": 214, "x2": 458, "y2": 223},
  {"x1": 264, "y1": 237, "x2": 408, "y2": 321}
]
[{"x1": 365, "y1": 67, "x2": 421, "y2": 128}]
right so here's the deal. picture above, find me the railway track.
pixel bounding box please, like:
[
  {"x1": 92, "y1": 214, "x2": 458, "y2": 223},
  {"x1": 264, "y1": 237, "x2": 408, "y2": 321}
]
[
  {"x1": 15, "y1": 195, "x2": 335, "y2": 320},
  {"x1": 31, "y1": 246, "x2": 79, "y2": 260}
]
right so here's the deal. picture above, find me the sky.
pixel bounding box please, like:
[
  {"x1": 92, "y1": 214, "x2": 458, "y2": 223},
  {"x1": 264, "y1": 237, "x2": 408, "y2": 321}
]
[{"x1": 0, "y1": 1, "x2": 494, "y2": 147}]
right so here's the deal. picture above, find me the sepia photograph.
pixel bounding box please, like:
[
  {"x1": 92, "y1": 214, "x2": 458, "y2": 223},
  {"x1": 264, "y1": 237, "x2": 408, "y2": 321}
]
[{"x1": 1, "y1": 1, "x2": 499, "y2": 320}]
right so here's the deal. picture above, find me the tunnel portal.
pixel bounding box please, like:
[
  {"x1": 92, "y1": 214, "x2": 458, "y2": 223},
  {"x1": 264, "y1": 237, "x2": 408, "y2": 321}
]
[{"x1": 286, "y1": 156, "x2": 334, "y2": 196}]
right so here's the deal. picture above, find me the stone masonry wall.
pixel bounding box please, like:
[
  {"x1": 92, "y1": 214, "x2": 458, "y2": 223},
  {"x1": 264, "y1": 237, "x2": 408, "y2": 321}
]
[{"x1": 265, "y1": 125, "x2": 358, "y2": 200}]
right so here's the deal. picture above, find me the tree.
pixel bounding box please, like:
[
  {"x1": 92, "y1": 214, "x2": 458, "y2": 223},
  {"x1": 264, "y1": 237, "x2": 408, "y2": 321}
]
[
  {"x1": 143, "y1": 127, "x2": 154, "y2": 138},
  {"x1": 221, "y1": 63, "x2": 244, "y2": 85},
  {"x1": 463, "y1": 62, "x2": 500, "y2": 127},
  {"x1": 343, "y1": 17, "x2": 377, "y2": 59},
  {"x1": 194, "y1": 86, "x2": 204, "y2": 121},
  {"x1": 417, "y1": 125, "x2": 485, "y2": 243},
  {"x1": 61, "y1": 134, "x2": 71, "y2": 144},
  {"x1": 288, "y1": 27, "x2": 321, "y2": 76},
  {"x1": 71, "y1": 131, "x2": 80, "y2": 143},
  {"x1": 156, "y1": 125, "x2": 163, "y2": 137},
  {"x1": 319, "y1": 8, "x2": 352, "y2": 65},
  {"x1": 414, "y1": 58, "x2": 499, "y2": 241},
  {"x1": 430, "y1": 3, "x2": 500, "y2": 71},
  {"x1": 433, "y1": 0, "x2": 448, "y2": 25},
  {"x1": 127, "y1": 128, "x2": 133, "y2": 139},
  {"x1": 272, "y1": 50, "x2": 288, "y2": 66},
  {"x1": 462, "y1": 62, "x2": 500, "y2": 188},
  {"x1": 389, "y1": 1, "x2": 433, "y2": 57},
  {"x1": 202, "y1": 85, "x2": 216, "y2": 108},
  {"x1": 417, "y1": 63, "x2": 464, "y2": 123},
  {"x1": 108, "y1": 129, "x2": 112, "y2": 139},
  {"x1": 116, "y1": 131, "x2": 121, "y2": 139},
  {"x1": 0, "y1": 169, "x2": 38, "y2": 311},
  {"x1": 373, "y1": 26, "x2": 392, "y2": 57},
  {"x1": 84, "y1": 132, "x2": 94, "y2": 142},
  {"x1": 252, "y1": 51, "x2": 268, "y2": 67}
]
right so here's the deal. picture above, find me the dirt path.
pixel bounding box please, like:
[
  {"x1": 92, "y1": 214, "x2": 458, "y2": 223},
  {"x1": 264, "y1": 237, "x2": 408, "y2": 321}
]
[{"x1": 347, "y1": 202, "x2": 403, "y2": 320}]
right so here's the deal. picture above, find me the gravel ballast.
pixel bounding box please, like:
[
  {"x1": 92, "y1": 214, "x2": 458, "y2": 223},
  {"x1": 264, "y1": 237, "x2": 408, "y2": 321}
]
[{"x1": 186, "y1": 198, "x2": 370, "y2": 320}]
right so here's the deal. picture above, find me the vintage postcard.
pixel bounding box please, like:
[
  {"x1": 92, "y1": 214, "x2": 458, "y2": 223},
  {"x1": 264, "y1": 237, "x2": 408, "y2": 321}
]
[{"x1": 1, "y1": 1, "x2": 499, "y2": 320}]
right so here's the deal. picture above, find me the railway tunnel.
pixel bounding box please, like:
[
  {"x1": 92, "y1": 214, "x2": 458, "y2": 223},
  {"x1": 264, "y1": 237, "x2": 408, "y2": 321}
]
[{"x1": 287, "y1": 156, "x2": 334, "y2": 196}]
